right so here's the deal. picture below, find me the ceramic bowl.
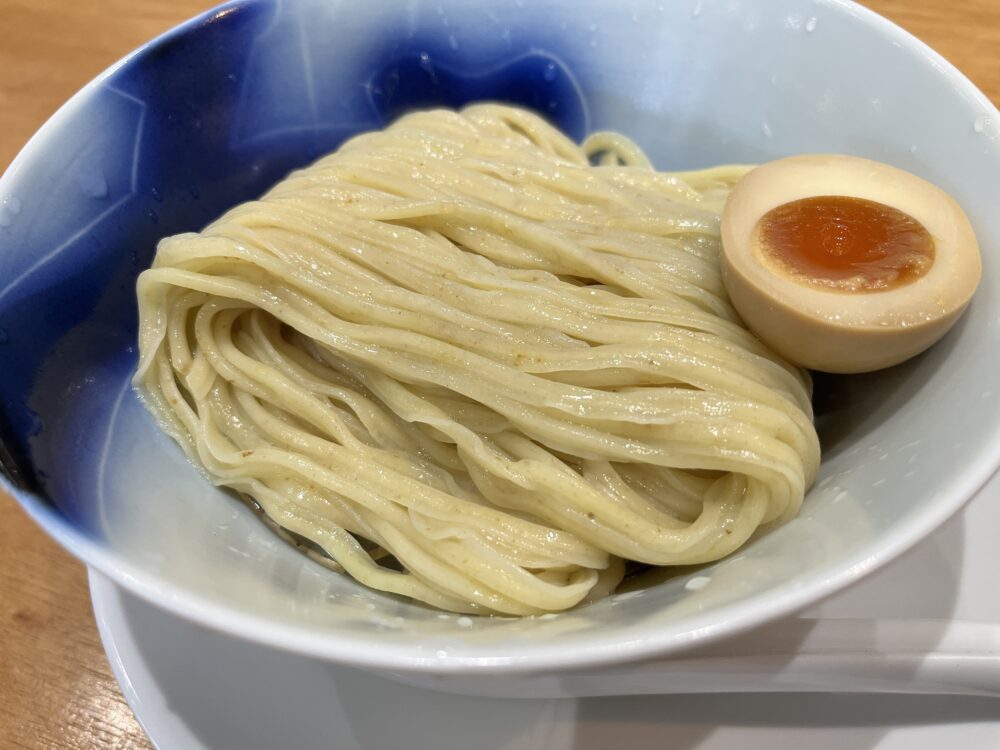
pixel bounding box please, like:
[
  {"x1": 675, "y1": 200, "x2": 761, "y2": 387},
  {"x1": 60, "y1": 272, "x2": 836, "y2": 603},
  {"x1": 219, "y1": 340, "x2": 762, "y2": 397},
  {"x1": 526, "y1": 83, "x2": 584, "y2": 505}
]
[{"x1": 2, "y1": 0, "x2": 999, "y2": 679}]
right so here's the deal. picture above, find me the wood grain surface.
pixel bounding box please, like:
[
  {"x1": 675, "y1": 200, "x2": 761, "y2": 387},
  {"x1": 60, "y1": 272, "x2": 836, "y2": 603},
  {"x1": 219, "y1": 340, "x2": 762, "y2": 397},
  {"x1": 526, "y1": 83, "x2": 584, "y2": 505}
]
[{"x1": 1, "y1": 2, "x2": 998, "y2": 748}]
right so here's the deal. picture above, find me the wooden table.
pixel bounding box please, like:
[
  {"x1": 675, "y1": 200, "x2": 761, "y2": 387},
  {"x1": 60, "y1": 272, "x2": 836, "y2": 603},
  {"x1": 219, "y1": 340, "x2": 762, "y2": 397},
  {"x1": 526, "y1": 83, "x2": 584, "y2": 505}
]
[{"x1": 1, "y1": 1, "x2": 998, "y2": 747}]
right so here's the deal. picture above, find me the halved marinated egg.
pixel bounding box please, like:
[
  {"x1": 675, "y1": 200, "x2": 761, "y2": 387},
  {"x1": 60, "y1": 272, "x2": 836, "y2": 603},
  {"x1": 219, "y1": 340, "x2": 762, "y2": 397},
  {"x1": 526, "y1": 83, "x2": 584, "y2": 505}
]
[{"x1": 720, "y1": 154, "x2": 981, "y2": 373}]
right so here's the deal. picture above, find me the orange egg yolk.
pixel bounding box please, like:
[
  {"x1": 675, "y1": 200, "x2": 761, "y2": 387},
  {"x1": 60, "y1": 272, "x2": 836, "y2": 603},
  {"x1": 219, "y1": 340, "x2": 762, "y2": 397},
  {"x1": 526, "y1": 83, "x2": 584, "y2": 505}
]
[{"x1": 755, "y1": 196, "x2": 935, "y2": 292}]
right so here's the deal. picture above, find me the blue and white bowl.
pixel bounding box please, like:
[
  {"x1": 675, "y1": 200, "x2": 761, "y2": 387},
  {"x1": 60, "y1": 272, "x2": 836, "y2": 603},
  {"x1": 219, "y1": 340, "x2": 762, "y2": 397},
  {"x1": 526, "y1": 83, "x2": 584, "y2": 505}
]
[{"x1": 2, "y1": 0, "x2": 999, "y2": 678}]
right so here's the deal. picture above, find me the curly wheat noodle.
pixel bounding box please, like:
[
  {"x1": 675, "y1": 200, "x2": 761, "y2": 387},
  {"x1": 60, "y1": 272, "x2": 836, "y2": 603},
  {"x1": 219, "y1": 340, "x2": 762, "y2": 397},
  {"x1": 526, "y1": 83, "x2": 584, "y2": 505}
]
[{"x1": 134, "y1": 103, "x2": 820, "y2": 616}]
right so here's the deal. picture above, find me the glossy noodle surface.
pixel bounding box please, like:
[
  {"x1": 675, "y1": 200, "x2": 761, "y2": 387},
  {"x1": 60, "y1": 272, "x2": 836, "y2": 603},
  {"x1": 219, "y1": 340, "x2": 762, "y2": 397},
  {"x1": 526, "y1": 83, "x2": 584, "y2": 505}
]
[{"x1": 134, "y1": 105, "x2": 819, "y2": 615}]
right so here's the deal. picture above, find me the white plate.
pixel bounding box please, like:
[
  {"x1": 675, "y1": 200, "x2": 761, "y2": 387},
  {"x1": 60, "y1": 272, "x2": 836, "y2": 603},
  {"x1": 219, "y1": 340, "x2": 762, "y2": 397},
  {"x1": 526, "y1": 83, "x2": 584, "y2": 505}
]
[{"x1": 90, "y1": 469, "x2": 1000, "y2": 749}]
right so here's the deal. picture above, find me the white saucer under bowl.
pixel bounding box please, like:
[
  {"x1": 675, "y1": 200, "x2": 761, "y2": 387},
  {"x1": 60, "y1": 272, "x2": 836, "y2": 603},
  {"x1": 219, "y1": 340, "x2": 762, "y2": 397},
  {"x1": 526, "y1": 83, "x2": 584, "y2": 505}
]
[{"x1": 90, "y1": 468, "x2": 1000, "y2": 748}]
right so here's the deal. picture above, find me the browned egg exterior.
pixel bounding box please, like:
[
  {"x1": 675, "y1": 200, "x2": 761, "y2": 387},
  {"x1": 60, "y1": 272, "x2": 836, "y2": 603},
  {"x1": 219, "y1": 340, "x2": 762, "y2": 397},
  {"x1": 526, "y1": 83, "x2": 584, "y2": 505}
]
[{"x1": 720, "y1": 155, "x2": 981, "y2": 373}]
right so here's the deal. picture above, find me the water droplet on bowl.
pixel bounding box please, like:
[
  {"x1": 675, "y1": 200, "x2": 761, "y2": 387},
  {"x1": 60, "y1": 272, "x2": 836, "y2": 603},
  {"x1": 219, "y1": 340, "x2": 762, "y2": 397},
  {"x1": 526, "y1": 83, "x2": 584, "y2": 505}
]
[
  {"x1": 78, "y1": 170, "x2": 109, "y2": 199},
  {"x1": 0, "y1": 196, "x2": 19, "y2": 226},
  {"x1": 761, "y1": 121, "x2": 773, "y2": 138},
  {"x1": 27, "y1": 409, "x2": 44, "y2": 438},
  {"x1": 148, "y1": 209, "x2": 159, "y2": 224},
  {"x1": 805, "y1": 16, "x2": 817, "y2": 32},
  {"x1": 543, "y1": 63, "x2": 557, "y2": 83},
  {"x1": 685, "y1": 575, "x2": 712, "y2": 591},
  {"x1": 973, "y1": 114, "x2": 987, "y2": 133},
  {"x1": 448, "y1": 34, "x2": 458, "y2": 50},
  {"x1": 151, "y1": 187, "x2": 164, "y2": 202},
  {"x1": 692, "y1": 0, "x2": 703, "y2": 17}
]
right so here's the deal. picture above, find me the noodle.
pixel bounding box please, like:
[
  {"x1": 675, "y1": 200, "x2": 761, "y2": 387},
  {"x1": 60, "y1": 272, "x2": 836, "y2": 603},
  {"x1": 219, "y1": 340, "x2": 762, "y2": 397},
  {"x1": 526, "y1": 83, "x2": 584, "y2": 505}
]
[{"x1": 134, "y1": 104, "x2": 820, "y2": 615}]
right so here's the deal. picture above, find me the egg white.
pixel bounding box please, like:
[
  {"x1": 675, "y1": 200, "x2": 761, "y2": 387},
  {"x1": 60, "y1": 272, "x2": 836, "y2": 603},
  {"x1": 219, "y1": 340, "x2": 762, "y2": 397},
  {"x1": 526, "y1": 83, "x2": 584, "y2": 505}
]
[{"x1": 720, "y1": 154, "x2": 981, "y2": 373}]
